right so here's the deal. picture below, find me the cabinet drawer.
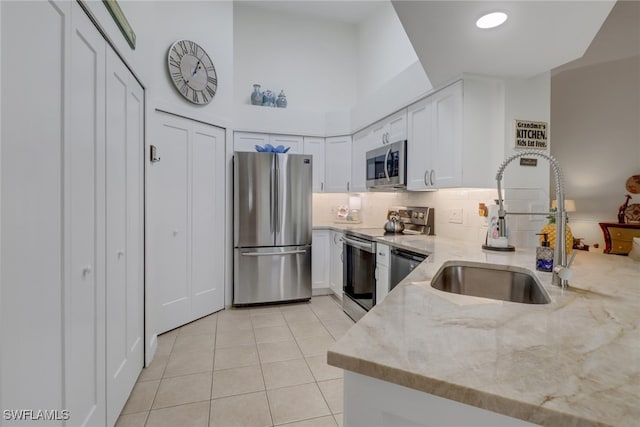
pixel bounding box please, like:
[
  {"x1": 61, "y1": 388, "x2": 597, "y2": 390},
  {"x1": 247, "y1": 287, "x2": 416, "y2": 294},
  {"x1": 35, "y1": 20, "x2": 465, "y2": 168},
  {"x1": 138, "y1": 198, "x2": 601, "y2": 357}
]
[
  {"x1": 609, "y1": 239, "x2": 633, "y2": 255},
  {"x1": 609, "y1": 228, "x2": 640, "y2": 242},
  {"x1": 377, "y1": 244, "x2": 390, "y2": 267}
]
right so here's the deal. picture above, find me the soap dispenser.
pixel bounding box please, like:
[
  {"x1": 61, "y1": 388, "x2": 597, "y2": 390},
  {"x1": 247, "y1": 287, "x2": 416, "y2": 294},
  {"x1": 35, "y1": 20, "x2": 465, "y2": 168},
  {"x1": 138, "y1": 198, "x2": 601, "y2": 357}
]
[{"x1": 536, "y1": 233, "x2": 553, "y2": 272}]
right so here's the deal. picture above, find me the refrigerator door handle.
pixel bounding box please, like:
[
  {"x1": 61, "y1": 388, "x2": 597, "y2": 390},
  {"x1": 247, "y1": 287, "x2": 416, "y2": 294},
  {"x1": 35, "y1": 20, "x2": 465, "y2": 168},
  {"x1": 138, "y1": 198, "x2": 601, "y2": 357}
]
[
  {"x1": 241, "y1": 249, "x2": 308, "y2": 257},
  {"x1": 274, "y1": 154, "x2": 280, "y2": 233},
  {"x1": 270, "y1": 154, "x2": 275, "y2": 233}
]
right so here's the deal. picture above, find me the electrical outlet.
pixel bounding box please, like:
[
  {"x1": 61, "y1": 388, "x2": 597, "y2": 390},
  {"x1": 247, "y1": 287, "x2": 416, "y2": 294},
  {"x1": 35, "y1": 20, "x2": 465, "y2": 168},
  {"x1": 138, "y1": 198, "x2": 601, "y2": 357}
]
[{"x1": 448, "y1": 208, "x2": 463, "y2": 224}]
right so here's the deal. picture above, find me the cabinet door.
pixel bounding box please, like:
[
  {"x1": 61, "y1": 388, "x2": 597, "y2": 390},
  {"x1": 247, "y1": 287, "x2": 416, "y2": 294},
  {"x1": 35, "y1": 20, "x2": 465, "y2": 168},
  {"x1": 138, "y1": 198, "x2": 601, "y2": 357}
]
[
  {"x1": 270, "y1": 134, "x2": 303, "y2": 154},
  {"x1": 105, "y1": 47, "x2": 145, "y2": 426},
  {"x1": 370, "y1": 121, "x2": 387, "y2": 148},
  {"x1": 325, "y1": 136, "x2": 352, "y2": 192},
  {"x1": 407, "y1": 97, "x2": 433, "y2": 190},
  {"x1": 312, "y1": 230, "x2": 330, "y2": 289},
  {"x1": 431, "y1": 81, "x2": 463, "y2": 188},
  {"x1": 330, "y1": 231, "x2": 344, "y2": 297},
  {"x1": 350, "y1": 130, "x2": 371, "y2": 192},
  {"x1": 375, "y1": 265, "x2": 390, "y2": 305},
  {"x1": 234, "y1": 131, "x2": 268, "y2": 153},
  {"x1": 303, "y1": 137, "x2": 325, "y2": 192},
  {"x1": 387, "y1": 109, "x2": 408, "y2": 143}
]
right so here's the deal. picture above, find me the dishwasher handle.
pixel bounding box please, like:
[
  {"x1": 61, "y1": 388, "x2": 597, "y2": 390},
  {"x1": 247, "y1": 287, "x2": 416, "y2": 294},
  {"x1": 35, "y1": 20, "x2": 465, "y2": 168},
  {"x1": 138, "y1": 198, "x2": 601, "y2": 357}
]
[{"x1": 390, "y1": 248, "x2": 427, "y2": 263}]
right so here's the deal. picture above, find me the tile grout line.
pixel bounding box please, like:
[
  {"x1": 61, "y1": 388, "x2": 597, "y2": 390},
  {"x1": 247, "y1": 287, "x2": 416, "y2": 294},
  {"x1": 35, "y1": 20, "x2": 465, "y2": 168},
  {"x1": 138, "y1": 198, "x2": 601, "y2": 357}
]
[
  {"x1": 283, "y1": 304, "x2": 336, "y2": 419},
  {"x1": 208, "y1": 313, "x2": 218, "y2": 427},
  {"x1": 252, "y1": 307, "x2": 276, "y2": 427}
]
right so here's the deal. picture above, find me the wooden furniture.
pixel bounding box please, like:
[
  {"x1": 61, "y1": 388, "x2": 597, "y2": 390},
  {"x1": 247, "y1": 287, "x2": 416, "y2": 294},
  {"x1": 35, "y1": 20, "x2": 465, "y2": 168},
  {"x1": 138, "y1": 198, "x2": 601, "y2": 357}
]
[{"x1": 599, "y1": 222, "x2": 640, "y2": 255}]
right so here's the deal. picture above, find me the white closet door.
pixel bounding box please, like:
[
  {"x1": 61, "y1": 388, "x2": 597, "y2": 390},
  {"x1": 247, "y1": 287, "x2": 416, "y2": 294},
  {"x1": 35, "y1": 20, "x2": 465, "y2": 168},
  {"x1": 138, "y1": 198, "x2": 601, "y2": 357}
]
[
  {"x1": 149, "y1": 114, "x2": 190, "y2": 333},
  {"x1": 105, "y1": 48, "x2": 144, "y2": 426},
  {"x1": 1, "y1": 0, "x2": 70, "y2": 417},
  {"x1": 65, "y1": 4, "x2": 107, "y2": 426},
  {"x1": 191, "y1": 123, "x2": 226, "y2": 318},
  {"x1": 149, "y1": 112, "x2": 225, "y2": 335}
]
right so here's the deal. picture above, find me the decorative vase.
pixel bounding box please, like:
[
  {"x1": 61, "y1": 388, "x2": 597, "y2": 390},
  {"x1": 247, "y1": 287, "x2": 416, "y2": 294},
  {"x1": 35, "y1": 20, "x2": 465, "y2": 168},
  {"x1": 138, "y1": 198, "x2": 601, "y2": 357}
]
[
  {"x1": 262, "y1": 89, "x2": 275, "y2": 107},
  {"x1": 250, "y1": 84, "x2": 263, "y2": 105},
  {"x1": 276, "y1": 90, "x2": 287, "y2": 108}
]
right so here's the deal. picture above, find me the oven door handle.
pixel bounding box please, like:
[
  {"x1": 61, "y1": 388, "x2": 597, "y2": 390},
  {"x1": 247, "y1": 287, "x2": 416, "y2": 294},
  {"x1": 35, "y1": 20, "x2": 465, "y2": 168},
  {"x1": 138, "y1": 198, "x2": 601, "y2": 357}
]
[{"x1": 343, "y1": 237, "x2": 375, "y2": 253}]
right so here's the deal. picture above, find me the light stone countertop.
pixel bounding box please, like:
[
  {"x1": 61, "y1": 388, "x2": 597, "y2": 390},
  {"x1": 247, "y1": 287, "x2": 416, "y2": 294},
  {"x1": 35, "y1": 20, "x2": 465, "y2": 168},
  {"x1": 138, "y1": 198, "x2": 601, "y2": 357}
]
[{"x1": 323, "y1": 232, "x2": 640, "y2": 427}]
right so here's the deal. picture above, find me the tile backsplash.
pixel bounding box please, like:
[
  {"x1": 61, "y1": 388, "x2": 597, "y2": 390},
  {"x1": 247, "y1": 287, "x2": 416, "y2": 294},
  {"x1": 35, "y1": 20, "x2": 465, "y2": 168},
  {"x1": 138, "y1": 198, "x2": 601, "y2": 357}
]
[{"x1": 313, "y1": 188, "x2": 550, "y2": 248}]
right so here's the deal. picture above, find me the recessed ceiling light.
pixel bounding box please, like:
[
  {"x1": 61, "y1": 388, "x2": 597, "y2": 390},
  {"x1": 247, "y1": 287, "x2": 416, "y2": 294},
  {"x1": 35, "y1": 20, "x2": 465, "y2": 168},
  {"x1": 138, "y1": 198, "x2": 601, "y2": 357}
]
[{"x1": 476, "y1": 12, "x2": 508, "y2": 29}]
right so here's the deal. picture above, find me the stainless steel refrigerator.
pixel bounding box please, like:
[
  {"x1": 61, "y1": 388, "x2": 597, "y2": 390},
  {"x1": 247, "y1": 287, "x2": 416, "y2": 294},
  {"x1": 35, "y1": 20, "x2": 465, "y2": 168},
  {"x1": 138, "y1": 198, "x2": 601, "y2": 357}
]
[{"x1": 233, "y1": 152, "x2": 312, "y2": 305}]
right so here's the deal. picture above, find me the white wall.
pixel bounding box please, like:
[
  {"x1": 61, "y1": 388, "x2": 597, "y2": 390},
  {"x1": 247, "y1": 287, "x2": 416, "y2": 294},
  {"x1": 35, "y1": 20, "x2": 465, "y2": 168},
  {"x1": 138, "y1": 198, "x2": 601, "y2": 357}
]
[
  {"x1": 552, "y1": 55, "x2": 640, "y2": 250},
  {"x1": 351, "y1": 2, "x2": 432, "y2": 131},
  {"x1": 356, "y1": 1, "x2": 421, "y2": 99},
  {"x1": 233, "y1": 3, "x2": 358, "y2": 114},
  {"x1": 83, "y1": 0, "x2": 234, "y2": 125}
]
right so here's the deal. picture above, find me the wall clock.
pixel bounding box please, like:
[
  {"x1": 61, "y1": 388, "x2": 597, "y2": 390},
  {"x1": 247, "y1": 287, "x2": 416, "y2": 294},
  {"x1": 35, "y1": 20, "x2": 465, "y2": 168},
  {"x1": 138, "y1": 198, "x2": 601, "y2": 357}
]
[{"x1": 167, "y1": 40, "x2": 217, "y2": 105}]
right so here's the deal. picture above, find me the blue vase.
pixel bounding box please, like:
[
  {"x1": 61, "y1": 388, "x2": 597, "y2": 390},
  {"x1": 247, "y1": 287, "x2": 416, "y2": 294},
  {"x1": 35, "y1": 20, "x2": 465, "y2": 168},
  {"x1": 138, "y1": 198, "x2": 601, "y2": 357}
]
[
  {"x1": 251, "y1": 84, "x2": 262, "y2": 105},
  {"x1": 276, "y1": 90, "x2": 287, "y2": 108},
  {"x1": 262, "y1": 89, "x2": 275, "y2": 107}
]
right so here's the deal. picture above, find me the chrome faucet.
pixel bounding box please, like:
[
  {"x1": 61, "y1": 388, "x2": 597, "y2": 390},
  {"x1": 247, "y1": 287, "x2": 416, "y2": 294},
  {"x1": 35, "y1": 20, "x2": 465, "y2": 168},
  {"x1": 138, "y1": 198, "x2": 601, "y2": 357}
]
[{"x1": 495, "y1": 150, "x2": 574, "y2": 289}]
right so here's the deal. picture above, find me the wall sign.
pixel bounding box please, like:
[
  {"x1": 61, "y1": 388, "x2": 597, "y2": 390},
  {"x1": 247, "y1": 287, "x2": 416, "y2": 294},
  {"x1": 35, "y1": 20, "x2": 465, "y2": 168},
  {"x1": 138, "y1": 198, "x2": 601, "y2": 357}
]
[{"x1": 514, "y1": 119, "x2": 547, "y2": 149}]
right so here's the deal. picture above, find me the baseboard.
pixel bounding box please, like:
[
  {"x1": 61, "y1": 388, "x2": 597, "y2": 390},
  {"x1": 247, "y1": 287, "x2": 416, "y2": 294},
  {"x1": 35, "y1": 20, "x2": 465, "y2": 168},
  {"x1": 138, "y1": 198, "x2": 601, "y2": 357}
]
[{"x1": 312, "y1": 287, "x2": 333, "y2": 296}]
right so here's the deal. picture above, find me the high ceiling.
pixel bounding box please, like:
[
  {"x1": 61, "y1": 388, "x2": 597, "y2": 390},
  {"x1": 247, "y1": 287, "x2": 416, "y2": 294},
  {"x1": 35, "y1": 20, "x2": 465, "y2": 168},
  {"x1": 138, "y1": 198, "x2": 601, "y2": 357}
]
[{"x1": 392, "y1": 1, "x2": 616, "y2": 87}]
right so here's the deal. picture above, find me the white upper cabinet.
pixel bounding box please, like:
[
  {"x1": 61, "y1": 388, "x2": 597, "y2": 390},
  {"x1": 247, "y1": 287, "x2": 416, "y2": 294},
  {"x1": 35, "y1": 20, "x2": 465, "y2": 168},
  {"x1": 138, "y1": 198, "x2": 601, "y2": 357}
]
[
  {"x1": 407, "y1": 78, "x2": 502, "y2": 190},
  {"x1": 325, "y1": 135, "x2": 352, "y2": 192},
  {"x1": 269, "y1": 134, "x2": 303, "y2": 154},
  {"x1": 350, "y1": 127, "x2": 372, "y2": 192},
  {"x1": 233, "y1": 132, "x2": 303, "y2": 154},
  {"x1": 370, "y1": 109, "x2": 408, "y2": 148},
  {"x1": 407, "y1": 97, "x2": 433, "y2": 190},
  {"x1": 303, "y1": 137, "x2": 325, "y2": 192},
  {"x1": 234, "y1": 132, "x2": 269, "y2": 153},
  {"x1": 386, "y1": 109, "x2": 408, "y2": 144}
]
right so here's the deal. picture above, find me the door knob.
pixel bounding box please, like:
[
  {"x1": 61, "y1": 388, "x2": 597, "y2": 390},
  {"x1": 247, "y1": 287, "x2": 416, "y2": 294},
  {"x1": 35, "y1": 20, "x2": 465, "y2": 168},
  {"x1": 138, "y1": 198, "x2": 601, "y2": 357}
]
[{"x1": 82, "y1": 265, "x2": 92, "y2": 277}]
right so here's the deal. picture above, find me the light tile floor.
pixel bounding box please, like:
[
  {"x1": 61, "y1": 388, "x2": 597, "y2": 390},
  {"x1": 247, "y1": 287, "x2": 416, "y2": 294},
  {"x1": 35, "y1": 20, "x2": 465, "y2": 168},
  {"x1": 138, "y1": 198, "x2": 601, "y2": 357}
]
[{"x1": 116, "y1": 296, "x2": 354, "y2": 427}]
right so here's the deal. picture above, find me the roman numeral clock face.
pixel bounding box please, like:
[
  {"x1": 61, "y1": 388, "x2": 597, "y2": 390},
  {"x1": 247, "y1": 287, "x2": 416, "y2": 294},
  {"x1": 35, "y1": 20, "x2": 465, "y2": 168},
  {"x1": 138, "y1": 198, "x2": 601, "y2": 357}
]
[{"x1": 167, "y1": 40, "x2": 217, "y2": 105}]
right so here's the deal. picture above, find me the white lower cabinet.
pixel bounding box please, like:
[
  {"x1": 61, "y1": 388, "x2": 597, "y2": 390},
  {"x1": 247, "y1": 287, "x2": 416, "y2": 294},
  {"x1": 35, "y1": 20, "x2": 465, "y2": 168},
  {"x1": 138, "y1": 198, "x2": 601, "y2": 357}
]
[
  {"x1": 312, "y1": 230, "x2": 331, "y2": 293},
  {"x1": 1, "y1": 2, "x2": 144, "y2": 426},
  {"x1": 330, "y1": 231, "x2": 344, "y2": 299},
  {"x1": 375, "y1": 244, "x2": 390, "y2": 304},
  {"x1": 344, "y1": 371, "x2": 539, "y2": 427}
]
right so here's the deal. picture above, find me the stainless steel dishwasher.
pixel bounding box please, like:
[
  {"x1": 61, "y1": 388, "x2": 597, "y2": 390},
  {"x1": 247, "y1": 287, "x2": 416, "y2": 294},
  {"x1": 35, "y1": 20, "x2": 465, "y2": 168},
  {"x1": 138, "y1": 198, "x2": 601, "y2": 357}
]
[{"x1": 389, "y1": 248, "x2": 427, "y2": 290}]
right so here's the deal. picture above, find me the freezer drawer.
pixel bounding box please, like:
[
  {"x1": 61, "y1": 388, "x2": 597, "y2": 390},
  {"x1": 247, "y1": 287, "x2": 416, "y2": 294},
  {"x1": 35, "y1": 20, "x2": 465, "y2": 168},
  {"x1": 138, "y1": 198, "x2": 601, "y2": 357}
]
[{"x1": 233, "y1": 245, "x2": 312, "y2": 305}]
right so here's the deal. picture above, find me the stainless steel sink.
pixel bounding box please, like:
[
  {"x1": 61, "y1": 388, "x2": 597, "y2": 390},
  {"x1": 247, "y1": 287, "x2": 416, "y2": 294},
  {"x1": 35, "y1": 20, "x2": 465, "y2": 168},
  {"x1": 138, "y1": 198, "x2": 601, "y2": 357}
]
[{"x1": 430, "y1": 261, "x2": 551, "y2": 304}]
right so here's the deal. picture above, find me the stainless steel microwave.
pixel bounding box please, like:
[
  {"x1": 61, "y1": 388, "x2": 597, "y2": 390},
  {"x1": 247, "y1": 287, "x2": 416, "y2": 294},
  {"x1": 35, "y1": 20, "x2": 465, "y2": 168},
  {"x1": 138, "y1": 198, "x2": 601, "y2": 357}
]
[{"x1": 365, "y1": 140, "x2": 407, "y2": 190}]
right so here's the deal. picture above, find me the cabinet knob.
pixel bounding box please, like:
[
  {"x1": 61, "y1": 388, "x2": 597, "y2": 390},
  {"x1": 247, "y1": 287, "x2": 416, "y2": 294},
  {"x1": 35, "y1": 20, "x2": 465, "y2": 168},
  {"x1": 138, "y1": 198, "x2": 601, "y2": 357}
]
[
  {"x1": 378, "y1": 252, "x2": 385, "y2": 256},
  {"x1": 424, "y1": 170, "x2": 430, "y2": 186},
  {"x1": 430, "y1": 170, "x2": 435, "y2": 186},
  {"x1": 321, "y1": 182, "x2": 324, "y2": 191},
  {"x1": 117, "y1": 250, "x2": 125, "y2": 259}
]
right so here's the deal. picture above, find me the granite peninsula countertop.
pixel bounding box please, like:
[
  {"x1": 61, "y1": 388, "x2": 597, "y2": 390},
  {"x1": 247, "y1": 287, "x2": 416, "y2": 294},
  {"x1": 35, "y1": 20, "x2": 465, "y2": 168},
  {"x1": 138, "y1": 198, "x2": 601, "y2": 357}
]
[{"x1": 321, "y1": 229, "x2": 640, "y2": 427}]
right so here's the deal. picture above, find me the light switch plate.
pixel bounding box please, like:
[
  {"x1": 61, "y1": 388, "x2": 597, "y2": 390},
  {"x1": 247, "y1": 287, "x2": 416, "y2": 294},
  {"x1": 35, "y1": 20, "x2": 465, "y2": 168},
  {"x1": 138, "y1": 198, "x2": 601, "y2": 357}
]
[{"x1": 448, "y1": 208, "x2": 463, "y2": 224}]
